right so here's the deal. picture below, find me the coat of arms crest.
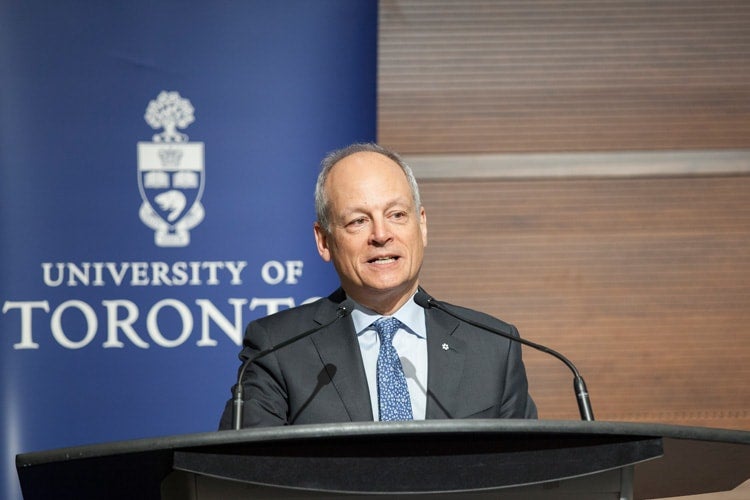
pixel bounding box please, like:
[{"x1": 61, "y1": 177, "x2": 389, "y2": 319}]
[{"x1": 137, "y1": 91, "x2": 205, "y2": 247}]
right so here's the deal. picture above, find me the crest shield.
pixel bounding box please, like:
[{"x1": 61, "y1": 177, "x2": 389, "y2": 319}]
[{"x1": 137, "y1": 143, "x2": 205, "y2": 247}]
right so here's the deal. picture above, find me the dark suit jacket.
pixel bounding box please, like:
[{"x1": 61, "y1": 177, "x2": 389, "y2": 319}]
[{"x1": 219, "y1": 288, "x2": 537, "y2": 429}]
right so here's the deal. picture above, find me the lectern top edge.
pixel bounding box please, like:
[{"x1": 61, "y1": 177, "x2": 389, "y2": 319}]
[{"x1": 16, "y1": 419, "x2": 750, "y2": 468}]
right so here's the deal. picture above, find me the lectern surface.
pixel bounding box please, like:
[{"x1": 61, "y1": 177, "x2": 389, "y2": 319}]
[{"x1": 15, "y1": 420, "x2": 750, "y2": 500}]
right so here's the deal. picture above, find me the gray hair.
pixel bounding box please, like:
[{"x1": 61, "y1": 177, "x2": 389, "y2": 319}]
[{"x1": 314, "y1": 143, "x2": 422, "y2": 233}]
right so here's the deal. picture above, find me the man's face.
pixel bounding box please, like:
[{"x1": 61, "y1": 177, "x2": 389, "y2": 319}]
[{"x1": 314, "y1": 151, "x2": 427, "y2": 314}]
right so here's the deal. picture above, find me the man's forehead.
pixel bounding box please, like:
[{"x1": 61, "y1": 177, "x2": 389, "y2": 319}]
[{"x1": 337, "y1": 195, "x2": 414, "y2": 213}]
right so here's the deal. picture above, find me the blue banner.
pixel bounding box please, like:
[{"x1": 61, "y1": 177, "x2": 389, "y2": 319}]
[{"x1": 0, "y1": 1, "x2": 376, "y2": 497}]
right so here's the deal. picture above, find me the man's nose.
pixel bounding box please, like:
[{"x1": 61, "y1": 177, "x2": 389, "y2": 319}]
[{"x1": 369, "y1": 217, "x2": 392, "y2": 245}]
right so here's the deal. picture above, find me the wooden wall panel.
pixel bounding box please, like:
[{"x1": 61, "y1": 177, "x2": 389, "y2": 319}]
[
  {"x1": 379, "y1": 0, "x2": 750, "y2": 154},
  {"x1": 416, "y1": 175, "x2": 750, "y2": 429},
  {"x1": 378, "y1": 1, "x2": 750, "y2": 430}
]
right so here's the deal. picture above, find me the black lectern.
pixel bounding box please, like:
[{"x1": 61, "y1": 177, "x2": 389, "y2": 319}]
[{"x1": 15, "y1": 420, "x2": 750, "y2": 499}]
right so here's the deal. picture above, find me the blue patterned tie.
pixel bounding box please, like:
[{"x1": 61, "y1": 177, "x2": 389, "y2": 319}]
[{"x1": 374, "y1": 317, "x2": 413, "y2": 421}]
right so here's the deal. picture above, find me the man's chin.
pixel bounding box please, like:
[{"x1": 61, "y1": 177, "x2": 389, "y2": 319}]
[{"x1": 360, "y1": 281, "x2": 418, "y2": 303}]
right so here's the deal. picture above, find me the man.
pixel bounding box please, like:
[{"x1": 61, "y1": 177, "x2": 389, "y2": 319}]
[{"x1": 219, "y1": 143, "x2": 536, "y2": 428}]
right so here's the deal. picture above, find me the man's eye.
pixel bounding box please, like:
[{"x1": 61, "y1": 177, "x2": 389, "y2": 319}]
[
  {"x1": 391, "y1": 211, "x2": 408, "y2": 220},
  {"x1": 348, "y1": 217, "x2": 367, "y2": 227}
]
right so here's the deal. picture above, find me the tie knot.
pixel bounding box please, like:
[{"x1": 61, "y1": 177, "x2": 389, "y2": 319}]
[{"x1": 373, "y1": 317, "x2": 401, "y2": 344}]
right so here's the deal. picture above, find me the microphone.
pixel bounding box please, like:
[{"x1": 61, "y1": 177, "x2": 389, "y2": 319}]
[
  {"x1": 414, "y1": 291, "x2": 594, "y2": 421},
  {"x1": 231, "y1": 300, "x2": 355, "y2": 430}
]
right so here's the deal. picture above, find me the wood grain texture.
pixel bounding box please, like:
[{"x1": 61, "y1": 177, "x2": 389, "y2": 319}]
[
  {"x1": 378, "y1": 0, "x2": 750, "y2": 430},
  {"x1": 416, "y1": 176, "x2": 750, "y2": 429},
  {"x1": 379, "y1": 0, "x2": 750, "y2": 154}
]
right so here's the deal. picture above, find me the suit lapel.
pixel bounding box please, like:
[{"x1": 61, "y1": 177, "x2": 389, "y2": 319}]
[
  {"x1": 425, "y1": 308, "x2": 466, "y2": 419},
  {"x1": 310, "y1": 299, "x2": 373, "y2": 421}
]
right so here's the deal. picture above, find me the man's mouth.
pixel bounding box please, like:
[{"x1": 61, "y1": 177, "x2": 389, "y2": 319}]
[{"x1": 368, "y1": 256, "x2": 399, "y2": 264}]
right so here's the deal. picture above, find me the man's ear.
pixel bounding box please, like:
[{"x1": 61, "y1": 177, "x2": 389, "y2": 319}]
[
  {"x1": 313, "y1": 222, "x2": 332, "y2": 262},
  {"x1": 419, "y1": 206, "x2": 428, "y2": 247}
]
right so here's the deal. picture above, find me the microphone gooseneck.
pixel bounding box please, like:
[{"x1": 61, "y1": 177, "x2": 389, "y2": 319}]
[
  {"x1": 231, "y1": 300, "x2": 354, "y2": 430},
  {"x1": 414, "y1": 290, "x2": 594, "y2": 421}
]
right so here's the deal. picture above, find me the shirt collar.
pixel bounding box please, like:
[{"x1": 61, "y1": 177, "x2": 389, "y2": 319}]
[{"x1": 349, "y1": 293, "x2": 427, "y2": 339}]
